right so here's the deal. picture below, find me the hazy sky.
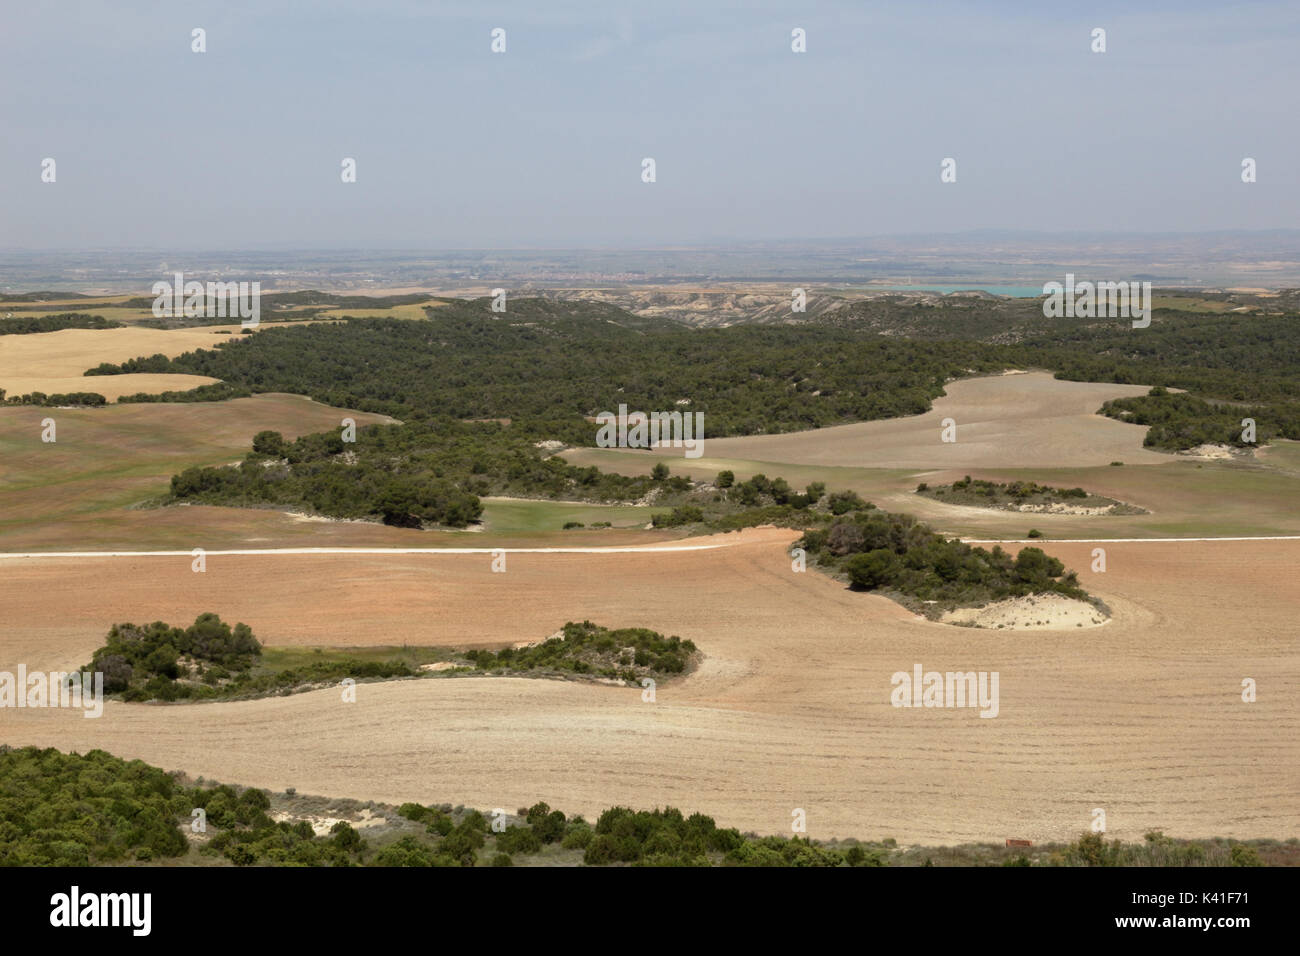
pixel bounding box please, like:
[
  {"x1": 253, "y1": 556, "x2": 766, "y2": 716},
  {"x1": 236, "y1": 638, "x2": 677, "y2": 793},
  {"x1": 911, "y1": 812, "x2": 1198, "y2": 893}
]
[{"x1": 2, "y1": 0, "x2": 1296, "y2": 248}]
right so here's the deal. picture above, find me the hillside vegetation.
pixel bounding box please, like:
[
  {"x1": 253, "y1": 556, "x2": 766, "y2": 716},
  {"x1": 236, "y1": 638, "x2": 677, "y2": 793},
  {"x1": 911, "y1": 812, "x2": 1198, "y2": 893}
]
[
  {"x1": 80, "y1": 616, "x2": 698, "y2": 702},
  {"x1": 799, "y1": 511, "x2": 1091, "y2": 615},
  {"x1": 0, "y1": 748, "x2": 1283, "y2": 867},
  {"x1": 917, "y1": 476, "x2": 1142, "y2": 514},
  {"x1": 80, "y1": 296, "x2": 1300, "y2": 450},
  {"x1": 0, "y1": 312, "x2": 121, "y2": 334}
]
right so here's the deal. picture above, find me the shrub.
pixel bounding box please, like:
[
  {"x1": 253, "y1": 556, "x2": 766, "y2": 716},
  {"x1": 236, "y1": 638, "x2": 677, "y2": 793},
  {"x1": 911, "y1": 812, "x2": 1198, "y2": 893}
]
[
  {"x1": 496, "y1": 826, "x2": 542, "y2": 855},
  {"x1": 845, "y1": 549, "x2": 902, "y2": 590}
]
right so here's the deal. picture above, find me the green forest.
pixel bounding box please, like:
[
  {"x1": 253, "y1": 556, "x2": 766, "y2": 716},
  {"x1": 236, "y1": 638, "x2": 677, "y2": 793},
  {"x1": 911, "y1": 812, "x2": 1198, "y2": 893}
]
[
  {"x1": 0, "y1": 312, "x2": 120, "y2": 334},
  {"x1": 80, "y1": 296, "x2": 1300, "y2": 450},
  {"x1": 1099, "y1": 387, "x2": 1288, "y2": 450}
]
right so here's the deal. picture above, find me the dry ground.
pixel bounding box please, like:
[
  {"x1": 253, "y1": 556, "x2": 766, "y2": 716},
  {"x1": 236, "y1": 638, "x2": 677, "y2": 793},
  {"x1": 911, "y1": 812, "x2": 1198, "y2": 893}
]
[
  {"x1": 600, "y1": 372, "x2": 1171, "y2": 470},
  {"x1": 0, "y1": 325, "x2": 243, "y2": 398},
  {"x1": 1, "y1": 529, "x2": 1294, "y2": 845}
]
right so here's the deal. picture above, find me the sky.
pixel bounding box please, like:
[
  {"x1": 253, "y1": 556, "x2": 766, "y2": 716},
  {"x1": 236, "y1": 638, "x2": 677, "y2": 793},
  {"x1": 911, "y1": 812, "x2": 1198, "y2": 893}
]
[{"x1": 1, "y1": 0, "x2": 1296, "y2": 249}]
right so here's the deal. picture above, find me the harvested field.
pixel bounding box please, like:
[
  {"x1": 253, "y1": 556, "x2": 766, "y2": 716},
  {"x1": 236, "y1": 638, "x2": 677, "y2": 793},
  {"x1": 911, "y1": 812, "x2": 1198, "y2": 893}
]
[
  {"x1": 578, "y1": 372, "x2": 1171, "y2": 471},
  {"x1": 0, "y1": 325, "x2": 244, "y2": 398},
  {"x1": 1, "y1": 530, "x2": 1295, "y2": 845}
]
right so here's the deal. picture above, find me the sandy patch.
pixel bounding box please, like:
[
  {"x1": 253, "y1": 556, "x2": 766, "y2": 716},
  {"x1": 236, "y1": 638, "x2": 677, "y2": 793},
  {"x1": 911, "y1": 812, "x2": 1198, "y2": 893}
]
[
  {"x1": 940, "y1": 593, "x2": 1109, "y2": 630},
  {"x1": 1010, "y1": 502, "x2": 1124, "y2": 516},
  {"x1": 1179, "y1": 443, "x2": 1251, "y2": 461},
  {"x1": 270, "y1": 808, "x2": 386, "y2": 836}
]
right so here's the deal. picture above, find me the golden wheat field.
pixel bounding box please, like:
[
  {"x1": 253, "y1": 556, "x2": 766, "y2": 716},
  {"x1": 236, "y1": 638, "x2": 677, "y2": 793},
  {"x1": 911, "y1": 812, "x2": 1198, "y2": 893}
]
[{"x1": 0, "y1": 325, "x2": 243, "y2": 399}]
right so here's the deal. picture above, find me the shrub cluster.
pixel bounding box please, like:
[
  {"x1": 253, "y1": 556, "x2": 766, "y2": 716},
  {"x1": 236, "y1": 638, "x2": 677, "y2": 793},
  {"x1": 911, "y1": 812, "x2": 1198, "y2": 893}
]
[
  {"x1": 166, "y1": 420, "x2": 679, "y2": 528},
  {"x1": 799, "y1": 511, "x2": 1087, "y2": 611},
  {"x1": 462, "y1": 621, "x2": 697, "y2": 682},
  {"x1": 83, "y1": 613, "x2": 262, "y2": 701}
]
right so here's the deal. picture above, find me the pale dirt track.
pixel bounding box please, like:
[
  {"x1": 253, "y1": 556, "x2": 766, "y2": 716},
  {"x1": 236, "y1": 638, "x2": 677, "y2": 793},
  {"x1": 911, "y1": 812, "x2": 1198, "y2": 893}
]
[
  {"x1": 695, "y1": 372, "x2": 1171, "y2": 469},
  {"x1": 1, "y1": 528, "x2": 1295, "y2": 844}
]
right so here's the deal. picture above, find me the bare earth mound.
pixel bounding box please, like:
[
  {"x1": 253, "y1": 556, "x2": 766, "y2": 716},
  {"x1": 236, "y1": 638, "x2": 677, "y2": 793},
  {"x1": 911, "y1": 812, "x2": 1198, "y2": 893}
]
[{"x1": 940, "y1": 593, "x2": 1108, "y2": 630}]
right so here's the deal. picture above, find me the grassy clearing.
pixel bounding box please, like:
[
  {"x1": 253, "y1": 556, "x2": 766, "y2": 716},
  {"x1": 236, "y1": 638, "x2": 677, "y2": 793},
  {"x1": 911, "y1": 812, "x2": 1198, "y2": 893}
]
[
  {"x1": 479, "y1": 497, "x2": 662, "y2": 533},
  {"x1": 0, "y1": 397, "x2": 395, "y2": 551}
]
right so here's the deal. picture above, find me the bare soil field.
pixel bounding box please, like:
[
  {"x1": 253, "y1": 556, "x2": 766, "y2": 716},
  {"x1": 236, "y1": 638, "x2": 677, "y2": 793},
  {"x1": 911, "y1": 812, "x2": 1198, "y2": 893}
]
[
  {"x1": 2, "y1": 529, "x2": 1294, "y2": 845},
  {"x1": 591, "y1": 372, "x2": 1171, "y2": 470}
]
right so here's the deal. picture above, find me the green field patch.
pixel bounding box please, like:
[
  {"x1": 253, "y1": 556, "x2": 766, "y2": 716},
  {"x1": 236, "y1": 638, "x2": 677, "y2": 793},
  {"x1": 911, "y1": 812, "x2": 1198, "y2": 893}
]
[{"x1": 479, "y1": 497, "x2": 662, "y2": 533}]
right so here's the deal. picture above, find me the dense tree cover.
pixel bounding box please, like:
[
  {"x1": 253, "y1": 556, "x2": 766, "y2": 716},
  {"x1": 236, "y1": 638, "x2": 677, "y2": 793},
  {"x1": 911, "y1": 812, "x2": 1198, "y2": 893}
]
[
  {"x1": 799, "y1": 512, "x2": 1088, "y2": 612},
  {"x1": 580, "y1": 806, "x2": 858, "y2": 866},
  {"x1": 461, "y1": 621, "x2": 698, "y2": 682},
  {"x1": 88, "y1": 298, "x2": 1005, "y2": 431},
  {"x1": 3, "y1": 390, "x2": 106, "y2": 406},
  {"x1": 0, "y1": 312, "x2": 121, "y2": 334},
  {"x1": 116, "y1": 382, "x2": 253, "y2": 404},
  {"x1": 86, "y1": 352, "x2": 174, "y2": 375},
  {"x1": 1016, "y1": 312, "x2": 1300, "y2": 406},
  {"x1": 0, "y1": 747, "x2": 194, "y2": 864},
  {"x1": 166, "y1": 419, "x2": 685, "y2": 527},
  {"x1": 1099, "y1": 387, "x2": 1299, "y2": 450},
  {"x1": 84, "y1": 297, "x2": 1300, "y2": 451},
  {"x1": 84, "y1": 613, "x2": 262, "y2": 701}
]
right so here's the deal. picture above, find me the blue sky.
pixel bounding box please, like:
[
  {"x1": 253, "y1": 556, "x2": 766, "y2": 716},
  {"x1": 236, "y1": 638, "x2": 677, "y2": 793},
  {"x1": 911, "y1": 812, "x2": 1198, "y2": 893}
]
[{"x1": 1, "y1": 0, "x2": 1296, "y2": 248}]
